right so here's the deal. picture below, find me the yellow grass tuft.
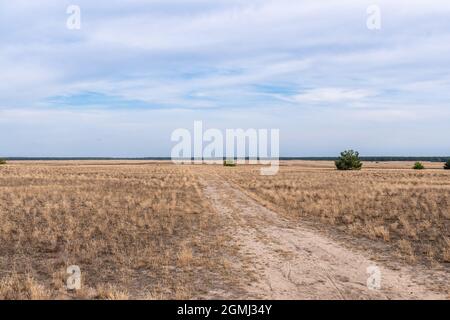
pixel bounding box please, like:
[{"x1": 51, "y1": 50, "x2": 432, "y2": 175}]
[{"x1": 0, "y1": 274, "x2": 51, "y2": 300}]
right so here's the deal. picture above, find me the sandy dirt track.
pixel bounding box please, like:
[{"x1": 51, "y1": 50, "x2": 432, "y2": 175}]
[{"x1": 200, "y1": 172, "x2": 448, "y2": 300}]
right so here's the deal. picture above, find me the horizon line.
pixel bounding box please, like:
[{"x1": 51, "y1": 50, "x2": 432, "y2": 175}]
[{"x1": 3, "y1": 156, "x2": 450, "y2": 162}]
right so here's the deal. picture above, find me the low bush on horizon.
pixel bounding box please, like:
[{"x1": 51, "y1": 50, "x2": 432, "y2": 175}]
[
  {"x1": 413, "y1": 162, "x2": 425, "y2": 170},
  {"x1": 223, "y1": 159, "x2": 237, "y2": 167},
  {"x1": 444, "y1": 160, "x2": 450, "y2": 170},
  {"x1": 335, "y1": 150, "x2": 362, "y2": 171}
]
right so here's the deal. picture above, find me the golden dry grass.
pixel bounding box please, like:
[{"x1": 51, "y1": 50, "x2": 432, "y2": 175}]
[
  {"x1": 0, "y1": 161, "x2": 231, "y2": 299},
  {"x1": 1, "y1": 160, "x2": 449, "y2": 299},
  {"x1": 215, "y1": 161, "x2": 450, "y2": 265}
]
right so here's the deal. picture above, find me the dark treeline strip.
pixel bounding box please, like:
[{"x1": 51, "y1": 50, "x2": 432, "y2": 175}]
[{"x1": 4, "y1": 156, "x2": 450, "y2": 162}]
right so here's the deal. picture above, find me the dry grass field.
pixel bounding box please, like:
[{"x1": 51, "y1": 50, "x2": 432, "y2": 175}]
[
  {"x1": 216, "y1": 161, "x2": 450, "y2": 265},
  {"x1": 0, "y1": 160, "x2": 449, "y2": 299},
  {"x1": 0, "y1": 161, "x2": 233, "y2": 299}
]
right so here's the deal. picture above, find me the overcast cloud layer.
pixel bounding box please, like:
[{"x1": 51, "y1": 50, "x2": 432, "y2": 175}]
[{"x1": 1, "y1": 0, "x2": 449, "y2": 157}]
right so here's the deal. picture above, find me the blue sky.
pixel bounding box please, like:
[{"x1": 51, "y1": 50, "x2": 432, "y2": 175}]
[{"x1": 1, "y1": 0, "x2": 449, "y2": 157}]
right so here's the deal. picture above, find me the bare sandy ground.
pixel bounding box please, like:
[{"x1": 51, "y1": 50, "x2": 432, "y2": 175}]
[{"x1": 199, "y1": 172, "x2": 449, "y2": 300}]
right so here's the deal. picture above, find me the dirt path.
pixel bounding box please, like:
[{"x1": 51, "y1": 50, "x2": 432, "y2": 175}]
[{"x1": 200, "y1": 172, "x2": 448, "y2": 300}]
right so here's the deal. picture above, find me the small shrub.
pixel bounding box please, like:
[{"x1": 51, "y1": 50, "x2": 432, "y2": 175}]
[
  {"x1": 413, "y1": 162, "x2": 425, "y2": 170},
  {"x1": 0, "y1": 158, "x2": 6, "y2": 165},
  {"x1": 444, "y1": 159, "x2": 450, "y2": 170},
  {"x1": 335, "y1": 150, "x2": 362, "y2": 170},
  {"x1": 223, "y1": 159, "x2": 236, "y2": 167}
]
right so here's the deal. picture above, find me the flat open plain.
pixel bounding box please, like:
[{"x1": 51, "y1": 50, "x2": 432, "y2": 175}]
[{"x1": 0, "y1": 161, "x2": 449, "y2": 299}]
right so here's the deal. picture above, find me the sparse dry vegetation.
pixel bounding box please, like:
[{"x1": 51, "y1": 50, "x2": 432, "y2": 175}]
[
  {"x1": 216, "y1": 161, "x2": 450, "y2": 265},
  {"x1": 0, "y1": 161, "x2": 231, "y2": 299},
  {"x1": 1, "y1": 160, "x2": 449, "y2": 300}
]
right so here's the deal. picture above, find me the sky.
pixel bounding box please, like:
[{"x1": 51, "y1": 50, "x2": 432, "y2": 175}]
[{"x1": 0, "y1": 0, "x2": 449, "y2": 157}]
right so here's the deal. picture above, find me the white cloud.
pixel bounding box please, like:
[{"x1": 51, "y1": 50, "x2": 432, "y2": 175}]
[{"x1": 292, "y1": 88, "x2": 376, "y2": 104}]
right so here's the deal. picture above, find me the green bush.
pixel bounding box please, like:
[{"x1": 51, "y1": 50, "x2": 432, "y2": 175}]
[
  {"x1": 413, "y1": 162, "x2": 425, "y2": 170},
  {"x1": 223, "y1": 159, "x2": 236, "y2": 167},
  {"x1": 335, "y1": 150, "x2": 362, "y2": 170},
  {"x1": 0, "y1": 158, "x2": 6, "y2": 165},
  {"x1": 444, "y1": 159, "x2": 450, "y2": 170}
]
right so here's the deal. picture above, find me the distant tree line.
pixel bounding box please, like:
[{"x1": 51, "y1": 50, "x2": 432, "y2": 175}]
[
  {"x1": 2, "y1": 156, "x2": 450, "y2": 170},
  {"x1": 284, "y1": 156, "x2": 450, "y2": 162},
  {"x1": 334, "y1": 151, "x2": 450, "y2": 171}
]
